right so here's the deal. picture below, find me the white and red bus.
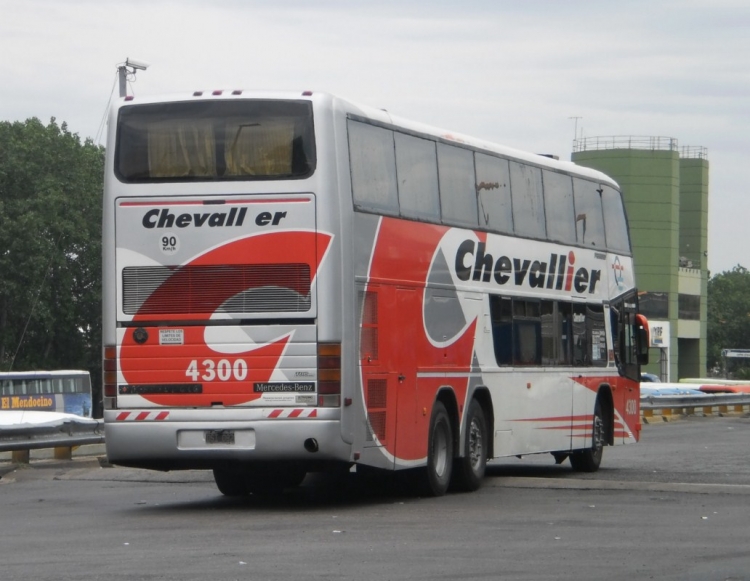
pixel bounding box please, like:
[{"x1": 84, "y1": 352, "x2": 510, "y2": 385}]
[{"x1": 102, "y1": 90, "x2": 649, "y2": 496}]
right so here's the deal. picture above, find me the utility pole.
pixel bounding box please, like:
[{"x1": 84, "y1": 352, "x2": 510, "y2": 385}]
[{"x1": 117, "y1": 58, "x2": 150, "y2": 97}]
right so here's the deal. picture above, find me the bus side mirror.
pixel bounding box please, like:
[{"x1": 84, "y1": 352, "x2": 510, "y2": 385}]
[{"x1": 635, "y1": 314, "x2": 649, "y2": 365}]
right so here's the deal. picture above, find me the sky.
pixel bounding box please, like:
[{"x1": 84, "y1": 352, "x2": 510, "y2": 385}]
[{"x1": 1, "y1": 0, "x2": 748, "y2": 274}]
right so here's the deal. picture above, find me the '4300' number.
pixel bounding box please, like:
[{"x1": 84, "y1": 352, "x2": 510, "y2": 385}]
[{"x1": 186, "y1": 359, "x2": 248, "y2": 382}]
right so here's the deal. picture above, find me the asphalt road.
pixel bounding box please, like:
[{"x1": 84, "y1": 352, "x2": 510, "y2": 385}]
[{"x1": 1, "y1": 415, "x2": 749, "y2": 581}]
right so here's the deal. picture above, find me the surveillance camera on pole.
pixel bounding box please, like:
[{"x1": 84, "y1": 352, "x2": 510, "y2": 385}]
[
  {"x1": 118, "y1": 57, "x2": 150, "y2": 98},
  {"x1": 125, "y1": 58, "x2": 150, "y2": 71}
]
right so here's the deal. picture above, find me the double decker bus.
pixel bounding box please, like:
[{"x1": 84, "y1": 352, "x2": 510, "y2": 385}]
[
  {"x1": 102, "y1": 90, "x2": 648, "y2": 496},
  {"x1": 0, "y1": 370, "x2": 92, "y2": 417}
]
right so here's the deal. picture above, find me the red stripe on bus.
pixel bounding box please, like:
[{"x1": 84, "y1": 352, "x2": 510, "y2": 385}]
[
  {"x1": 119, "y1": 198, "x2": 311, "y2": 207},
  {"x1": 512, "y1": 414, "x2": 592, "y2": 423}
]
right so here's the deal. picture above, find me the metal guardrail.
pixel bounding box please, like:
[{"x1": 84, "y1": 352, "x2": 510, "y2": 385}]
[
  {"x1": 0, "y1": 418, "x2": 104, "y2": 453},
  {"x1": 641, "y1": 393, "x2": 750, "y2": 422},
  {"x1": 641, "y1": 393, "x2": 750, "y2": 409},
  {"x1": 573, "y1": 135, "x2": 679, "y2": 153},
  {"x1": 680, "y1": 145, "x2": 708, "y2": 160}
]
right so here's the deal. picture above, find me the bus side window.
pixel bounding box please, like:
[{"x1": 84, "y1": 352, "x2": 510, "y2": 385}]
[
  {"x1": 541, "y1": 301, "x2": 559, "y2": 365},
  {"x1": 437, "y1": 143, "x2": 478, "y2": 228},
  {"x1": 542, "y1": 301, "x2": 572, "y2": 365},
  {"x1": 489, "y1": 297, "x2": 543, "y2": 366},
  {"x1": 601, "y1": 184, "x2": 631, "y2": 254},
  {"x1": 587, "y1": 304, "x2": 607, "y2": 367},
  {"x1": 572, "y1": 178, "x2": 606, "y2": 248},
  {"x1": 542, "y1": 170, "x2": 577, "y2": 245},
  {"x1": 513, "y1": 300, "x2": 541, "y2": 366},
  {"x1": 510, "y1": 162, "x2": 545, "y2": 239},
  {"x1": 490, "y1": 296, "x2": 513, "y2": 365},
  {"x1": 475, "y1": 153, "x2": 513, "y2": 234},
  {"x1": 348, "y1": 120, "x2": 399, "y2": 215},
  {"x1": 572, "y1": 304, "x2": 588, "y2": 365},
  {"x1": 395, "y1": 132, "x2": 440, "y2": 222},
  {"x1": 560, "y1": 302, "x2": 573, "y2": 365}
]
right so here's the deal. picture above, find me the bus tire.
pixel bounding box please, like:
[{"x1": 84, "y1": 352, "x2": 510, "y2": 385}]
[
  {"x1": 245, "y1": 463, "x2": 307, "y2": 496},
  {"x1": 451, "y1": 399, "x2": 487, "y2": 492},
  {"x1": 570, "y1": 399, "x2": 604, "y2": 472},
  {"x1": 213, "y1": 469, "x2": 249, "y2": 497},
  {"x1": 421, "y1": 401, "x2": 454, "y2": 497}
]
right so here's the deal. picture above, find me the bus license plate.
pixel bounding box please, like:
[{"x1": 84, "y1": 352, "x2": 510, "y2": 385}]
[{"x1": 205, "y1": 430, "x2": 235, "y2": 445}]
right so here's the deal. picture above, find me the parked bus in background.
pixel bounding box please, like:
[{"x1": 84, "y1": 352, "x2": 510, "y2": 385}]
[
  {"x1": 102, "y1": 90, "x2": 649, "y2": 496},
  {"x1": 0, "y1": 370, "x2": 92, "y2": 417}
]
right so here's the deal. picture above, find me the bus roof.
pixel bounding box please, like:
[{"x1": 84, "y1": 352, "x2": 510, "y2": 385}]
[
  {"x1": 110, "y1": 89, "x2": 619, "y2": 188},
  {"x1": 336, "y1": 96, "x2": 619, "y2": 187}
]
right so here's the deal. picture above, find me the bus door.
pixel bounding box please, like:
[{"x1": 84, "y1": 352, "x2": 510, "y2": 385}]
[
  {"x1": 358, "y1": 285, "x2": 405, "y2": 469},
  {"x1": 610, "y1": 291, "x2": 648, "y2": 442},
  {"x1": 392, "y1": 287, "x2": 418, "y2": 465},
  {"x1": 611, "y1": 292, "x2": 641, "y2": 382},
  {"x1": 359, "y1": 286, "x2": 419, "y2": 467}
]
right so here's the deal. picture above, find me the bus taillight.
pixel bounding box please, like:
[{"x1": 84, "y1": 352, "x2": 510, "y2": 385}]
[
  {"x1": 317, "y1": 342, "x2": 341, "y2": 407},
  {"x1": 103, "y1": 345, "x2": 117, "y2": 408}
]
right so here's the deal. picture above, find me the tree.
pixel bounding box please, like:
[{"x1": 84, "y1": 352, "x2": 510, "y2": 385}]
[
  {"x1": 0, "y1": 117, "x2": 103, "y2": 413},
  {"x1": 706, "y1": 265, "x2": 750, "y2": 374}
]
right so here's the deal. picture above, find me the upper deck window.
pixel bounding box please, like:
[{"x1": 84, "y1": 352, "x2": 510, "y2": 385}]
[
  {"x1": 115, "y1": 100, "x2": 316, "y2": 182},
  {"x1": 572, "y1": 178, "x2": 606, "y2": 248},
  {"x1": 509, "y1": 162, "x2": 545, "y2": 240},
  {"x1": 600, "y1": 185, "x2": 631, "y2": 254}
]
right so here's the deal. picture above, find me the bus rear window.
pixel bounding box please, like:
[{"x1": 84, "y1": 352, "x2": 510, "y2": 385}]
[{"x1": 115, "y1": 100, "x2": 316, "y2": 182}]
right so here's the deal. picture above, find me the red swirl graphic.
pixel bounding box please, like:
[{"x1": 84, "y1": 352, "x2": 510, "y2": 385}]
[{"x1": 120, "y1": 231, "x2": 332, "y2": 406}]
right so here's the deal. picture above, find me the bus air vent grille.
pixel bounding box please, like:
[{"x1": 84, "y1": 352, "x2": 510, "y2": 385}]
[
  {"x1": 122, "y1": 264, "x2": 311, "y2": 315},
  {"x1": 366, "y1": 378, "x2": 387, "y2": 409},
  {"x1": 366, "y1": 411, "x2": 387, "y2": 443}
]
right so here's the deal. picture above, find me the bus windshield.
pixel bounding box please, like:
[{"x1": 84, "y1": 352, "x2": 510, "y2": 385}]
[{"x1": 115, "y1": 99, "x2": 316, "y2": 182}]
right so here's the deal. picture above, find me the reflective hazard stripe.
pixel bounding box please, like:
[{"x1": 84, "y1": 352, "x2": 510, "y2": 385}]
[
  {"x1": 114, "y1": 409, "x2": 318, "y2": 420},
  {"x1": 116, "y1": 411, "x2": 170, "y2": 421},
  {"x1": 264, "y1": 408, "x2": 318, "y2": 419}
]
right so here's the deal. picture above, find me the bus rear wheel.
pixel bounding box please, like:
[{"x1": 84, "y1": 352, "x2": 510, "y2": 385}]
[
  {"x1": 420, "y1": 401, "x2": 454, "y2": 497},
  {"x1": 570, "y1": 400, "x2": 604, "y2": 472},
  {"x1": 451, "y1": 399, "x2": 487, "y2": 492},
  {"x1": 213, "y1": 469, "x2": 249, "y2": 497},
  {"x1": 244, "y1": 463, "x2": 307, "y2": 495},
  {"x1": 213, "y1": 464, "x2": 306, "y2": 497}
]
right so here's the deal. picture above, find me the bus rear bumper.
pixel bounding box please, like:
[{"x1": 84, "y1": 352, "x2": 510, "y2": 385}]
[{"x1": 104, "y1": 411, "x2": 350, "y2": 471}]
